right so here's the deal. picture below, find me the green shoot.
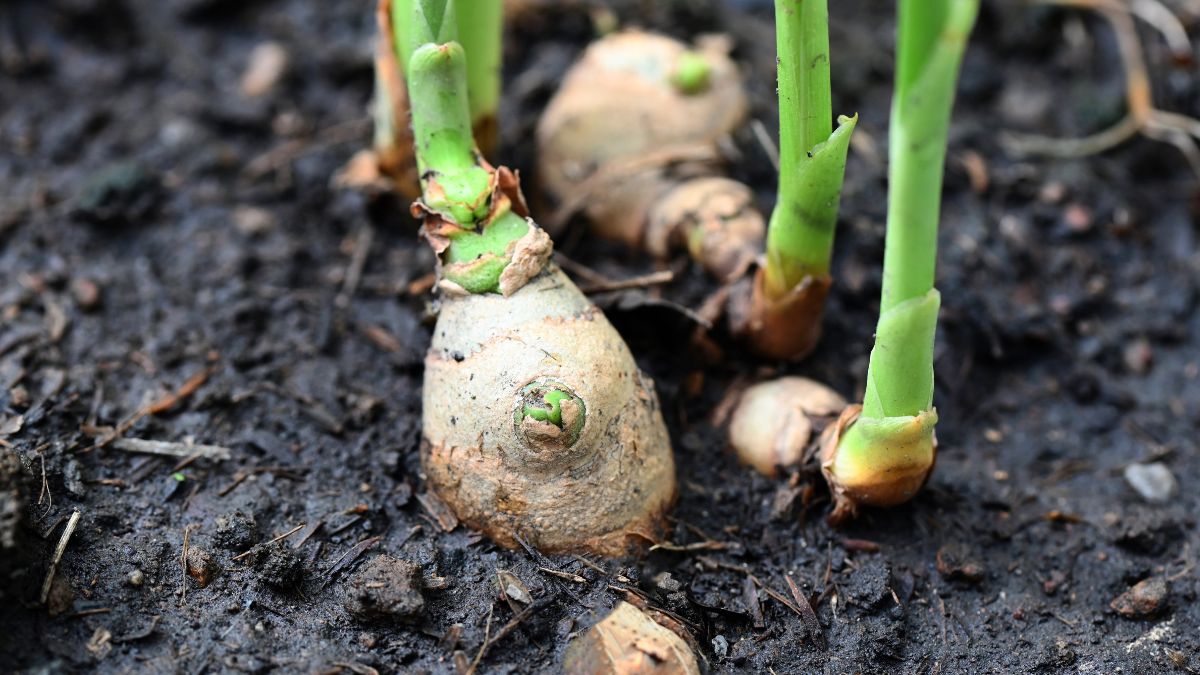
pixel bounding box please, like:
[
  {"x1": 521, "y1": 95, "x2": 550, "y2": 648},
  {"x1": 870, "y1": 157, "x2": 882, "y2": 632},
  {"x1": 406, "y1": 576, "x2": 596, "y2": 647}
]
[
  {"x1": 822, "y1": 0, "x2": 978, "y2": 523},
  {"x1": 863, "y1": 0, "x2": 978, "y2": 419},
  {"x1": 455, "y1": 0, "x2": 503, "y2": 148},
  {"x1": 671, "y1": 51, "x2": 713, "y2": 94},
  {"x1": 400, "y1": 0, "x2": 538, "y2": 295},
  {"x1": 407, "y1": 41, "x2": 492, "y2": 225},
  {"x1": 394, "y1": 0, "x2": 502, "y2": 156},
  {"x1": 763, "y1": 0, "x2": 857, "y2": 299},
  {"x1": 515, "y1": 381, "x2": 587, "y2": 448}
]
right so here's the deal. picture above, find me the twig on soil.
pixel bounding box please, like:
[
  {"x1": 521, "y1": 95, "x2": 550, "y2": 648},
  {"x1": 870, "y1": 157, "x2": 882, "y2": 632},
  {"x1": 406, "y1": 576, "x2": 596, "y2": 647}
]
[
  {"x1": 649, "y1": 539, "x2": 736, "y2": 553},
  {"x1": 537, "y1": 567, "x2": 587, "y2": 584},
  {"x1": 217, "y1": 471, "x2": 249, "y2": 497},
  {"x1": 36, "y1": 444, "x2": 51, "y2": 510},
  {"x1": 324, "y1": 536, "x2": 381, "y2": 585},
  {"x1": 232, "y1": 523, "x2": 307, "y2": 561},
  {"x1": 552, "y1": 252, "x2": 611, "y2": 286},
  {"x1": 475, "y1": 599, "x2": 546, "y2": 663},
  {"x1": 1007, "y1": 0, "x2": 1200, "y2": 176},
  {"x1": 242, "y1": 117, "x2": 371, "y2": 181},
  {"x1": 293, "y1": 521, "x2": 325, "y2": 549},
  {"x1": 40, "y1": 509, "x2": 81, "y2": 605},
  {"x1": 743, "y1": 575, "x2": 765, "y2": 629},
  {"x1": 464, "y1": 603, "x2": 494, "y2": 675},
  {"x1": 180, "y1": 524, "x2": 194, "y2": 605},
  {"x1": 572, "y1": 555, "x2": 606, "y2": 574},
  {"x1": 85, "y1": 365, "x2": 214, "y2": 452},
  {"x1": 65, "y1": 607, "x2": 111, "y2": 619},
  {"x1": 578, "y1": 270, "x2": 674, "y2": 295},
  {"x1": 111, "y1": 437, "x2": 231, "y2": 461},
  {"x1": 417, "y1": 492, "x2": 459, "y2": 532},
  {"x1": 335, "y1": 223, "x2": 375, "y2": 310},
  {"x1": 784, "y1": 574, "x2": 825, "y2": 648}
]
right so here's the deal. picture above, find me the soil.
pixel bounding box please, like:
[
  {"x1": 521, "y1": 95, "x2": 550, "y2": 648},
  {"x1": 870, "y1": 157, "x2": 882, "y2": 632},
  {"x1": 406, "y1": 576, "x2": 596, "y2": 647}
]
[{"x1": 2, "y1": 0, "x2": 1198, "y2": 673}]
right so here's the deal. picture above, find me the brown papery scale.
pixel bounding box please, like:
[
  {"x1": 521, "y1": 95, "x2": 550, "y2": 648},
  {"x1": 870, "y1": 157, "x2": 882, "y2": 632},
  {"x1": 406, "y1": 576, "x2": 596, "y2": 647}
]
[
  {"x1": 537, "y1": 31, "x2": 763, "y2": 282},
  {"x1": 725, "y1": 269, "x2": 834, "y2": 361},
  {"x1": 420, "y1": 172, "x2": 676, "y2": 557}
]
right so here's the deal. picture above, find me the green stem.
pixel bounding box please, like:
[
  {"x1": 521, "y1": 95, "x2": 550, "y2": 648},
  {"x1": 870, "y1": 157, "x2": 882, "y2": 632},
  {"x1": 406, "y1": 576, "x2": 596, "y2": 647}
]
[
  {"x1": 390, "y1": 0, "x2": 416, "y2": 75},
  {"x1": 455, "y1": 0, "x2": 503, "y2": 137},
  {"x1": 764, "y1": 0, "x2": 856, "y2": 296},
  {"x1": 407, "y1": 40, "x2": 491, "y2": 225},
  {"x1": 779, "y1": 0, "x2": 831, "y2": 160},
  {"x1": 859, "y1": 0, "x2": 978, "y2": 420},
  {"x1": 399, "y1": 0, "x2": 540, "y2": 295}
]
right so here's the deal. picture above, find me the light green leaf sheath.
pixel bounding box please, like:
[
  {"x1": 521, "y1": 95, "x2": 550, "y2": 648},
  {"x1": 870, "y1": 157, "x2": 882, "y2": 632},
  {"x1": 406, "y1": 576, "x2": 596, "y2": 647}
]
[
  {"x1": 408, "y1": 42, "x2": 491, "y2": 225},
  {"x1": 861, "y1": 289, "x2": 940, "y2": 420},
  {"x1": 441, "y1": 209, "x2": 531, "y2": 294},
  {"x1": 764, "y1": 0, "x2": 856, "y2": 295},
  {"x1": 764, "y1": 114, "x2": 858, "y2": 294}
]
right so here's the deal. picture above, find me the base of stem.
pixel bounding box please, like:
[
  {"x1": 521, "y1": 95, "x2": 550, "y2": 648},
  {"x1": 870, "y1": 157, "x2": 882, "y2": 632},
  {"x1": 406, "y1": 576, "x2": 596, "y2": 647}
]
[
  {"x1": 818, "y1": 404, "x2": 938, "y2": 526},
  {"x1": 728, "y1": 266, "x2": 832, "y2": 361}
]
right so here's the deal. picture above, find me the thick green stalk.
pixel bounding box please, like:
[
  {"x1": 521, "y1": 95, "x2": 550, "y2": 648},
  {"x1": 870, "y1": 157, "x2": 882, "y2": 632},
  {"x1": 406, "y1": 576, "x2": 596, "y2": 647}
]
[
  {"x1": 391, "y1": 0, "x2": 416, "y2": 75},
  {"x1": 822, "y1": 1, "x2": 977, "y2": 523},
  {"x1": 455, "y1": 0, "x2": 503, "y2": 136},
  {"x1": 859, "y1": 0, "x2": 978, "y2": 420},
  {"x1": 764, "y1": 0, "x2": 856, "y2": 297},
  {"x1": 401, "y1": 0, "x2": 536, "y2": 295},
  {"x1": 408, "y1": 42, "x2": 492, "y2": 225}
]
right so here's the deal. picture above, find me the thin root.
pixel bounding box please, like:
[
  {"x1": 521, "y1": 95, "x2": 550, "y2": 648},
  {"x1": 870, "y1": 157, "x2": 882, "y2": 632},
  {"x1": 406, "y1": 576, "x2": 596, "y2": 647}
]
[{"x1": 1010, "y1": 0, "x2": 1200, "y2": 177}]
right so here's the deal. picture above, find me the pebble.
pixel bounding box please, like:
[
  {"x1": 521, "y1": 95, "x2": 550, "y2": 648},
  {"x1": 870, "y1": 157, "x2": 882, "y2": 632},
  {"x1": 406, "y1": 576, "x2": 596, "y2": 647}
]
[
  {"x1": 1123, "y1": 338, "x2": 1153, "y2": 374},
  {"x1": 1123, "y1": 462, "x2": 1178, "y2": 504},
  {"x1": 1111, "y1": 577, "x2": 1169, "y2": 619},
  {"x1": 240, "y1": 42, "x2": 289, "y2": 98},
  {"x1": 73, "y1": 161, "x2": 161, "y2": 225},
  {"x1": 232, "y1": 206, "x2": 276, "y2": 236},
  {"x1": 127, "y1": 569, "x2": 145, "y2": 587},
  {"x1": 70, "y1": 278, "x2": 101, "y2": 311}
]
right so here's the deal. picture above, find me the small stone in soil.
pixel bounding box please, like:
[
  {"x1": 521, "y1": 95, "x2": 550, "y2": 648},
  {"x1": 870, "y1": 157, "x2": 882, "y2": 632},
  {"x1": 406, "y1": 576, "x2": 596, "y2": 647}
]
[
  {"x1": 232, "y1": 206, "x2": 276, "y2": 236},
  {"x1": 342, "y1": 555, "x2": 425, "y2": 622},
  {"x1": 186, "y1": 547, "x2": 219, "y2": 588},
  {"x1": 240, "y1": 42, "x2": 289, "y2": 98},
  {"x1": 936, "y1": 544, "x2": 985, "y2": 584},
  {"x1": 214, "y1": 510, "x2": 258, "y2": 551},
  {"x1": 1123, "y1": 338, "x2": 1153, "y2": 374},
  {"x1": 1111, "y1": 576, "x2": 1169, "y2": 619},
  {"x1": 127, "y1": 569, "x2": 145, "y2": 587},
  {"x1": 1123, "y1": 462, "x2": 1178, "y2": 504},
  {"x1": 70, "y1": 278, "x2": 101, "y2": 310}
]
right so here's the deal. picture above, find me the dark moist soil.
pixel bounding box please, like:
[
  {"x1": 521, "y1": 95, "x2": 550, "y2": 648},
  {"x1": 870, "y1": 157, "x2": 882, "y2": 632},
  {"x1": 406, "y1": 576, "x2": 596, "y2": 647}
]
[{"x1": 2, "y1": 0, "x2": 1199, "y2": 672}]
